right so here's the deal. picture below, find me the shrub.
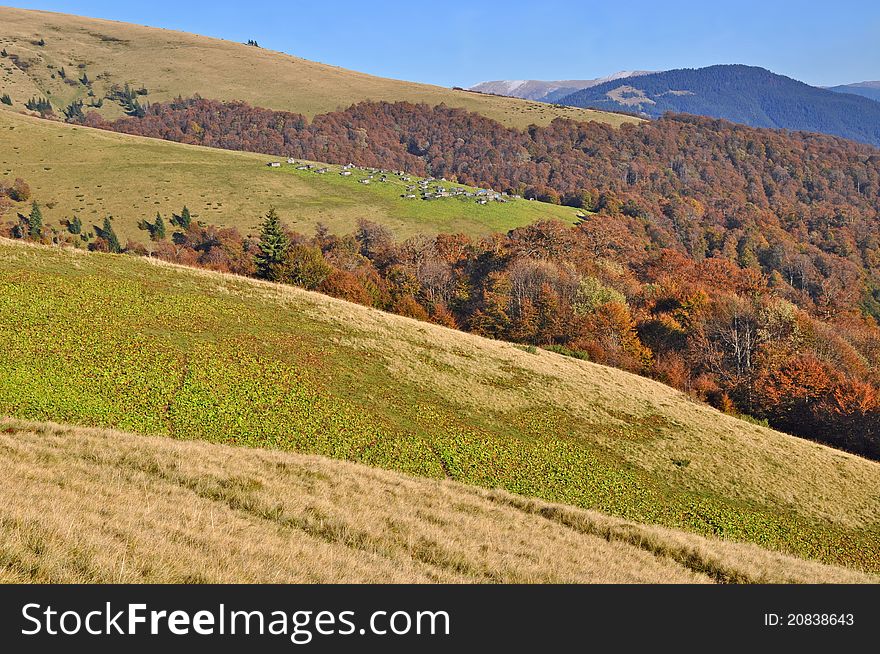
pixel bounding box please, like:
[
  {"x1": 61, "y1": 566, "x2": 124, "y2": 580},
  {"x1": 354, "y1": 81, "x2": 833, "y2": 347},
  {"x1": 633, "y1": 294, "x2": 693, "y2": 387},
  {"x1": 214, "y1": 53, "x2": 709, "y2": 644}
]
[
  {"x1": 543, "y1": 344, "x2": 589, "y2": 361},
  {"x1": 8, "y1": 178, "x2": 31, "y2": 202},
  {"x1": 318, "y1": 269, "x2": 373, "y2": 306},
  {"x1": 572, "y1": 276, "x2": 626, "y2": 315},
  {"x1": 277, "y1": 244, "x2": 333, "y2": 290},
  {"x1": 65, "y1": 216, "x2": 82, "y2": 235},
  {"x1": 737, "y1": 414, "x2": 770, "y2": 428},
  {"x1": 24, "y1": 96, "x2": 52, "y2": 116}
]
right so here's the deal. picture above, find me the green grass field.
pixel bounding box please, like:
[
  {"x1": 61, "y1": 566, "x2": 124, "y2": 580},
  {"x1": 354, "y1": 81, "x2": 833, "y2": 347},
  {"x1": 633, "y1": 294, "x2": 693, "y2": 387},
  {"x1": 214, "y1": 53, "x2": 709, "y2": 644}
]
[
  {"x1": 273, "y1": 163, "x2": 571, "y2": 234},
  {"x1": 0, "y1": 6, "x2": 641, "y2": 130},
  {"x1": 0, "y1": 110, "x2": 579, "y2": 243},
  {"x1": 2, "y1": 241, "x2": 878, "y2": 574}
]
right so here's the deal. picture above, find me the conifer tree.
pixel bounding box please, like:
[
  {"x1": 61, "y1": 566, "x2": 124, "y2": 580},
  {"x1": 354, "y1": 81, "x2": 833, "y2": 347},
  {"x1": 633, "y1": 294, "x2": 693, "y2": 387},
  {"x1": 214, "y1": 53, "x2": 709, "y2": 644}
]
[
  {"x1": 171, "y1": 205, "x2": 191, "y2": 230},
  {"x1": 153, "y1": 212, "x2": 166, "y2": 241},
  {"x1": 67, "y1": 216, "x2": 82, "y2": 235},
  {"x1": 62, "y1": 100, "x2": 85, "y2": 122},
  {"x1": 28, "y1": 202, "x2": 43, "y2": 239},
  {"x1": 25, "y1": 97, "x2": 52, "y2": 115},
  {"x1": 254, "y1": 208, "x2": 289, "y2": 280},
  {"x1": 101, "y1": 216, "x2": 121, "y2": 253}
]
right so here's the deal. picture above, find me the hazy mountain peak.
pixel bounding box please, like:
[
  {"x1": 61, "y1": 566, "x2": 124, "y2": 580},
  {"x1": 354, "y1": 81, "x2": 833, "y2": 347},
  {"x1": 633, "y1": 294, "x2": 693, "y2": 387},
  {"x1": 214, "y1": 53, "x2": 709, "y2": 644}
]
[
  {"x1": 469, "y1": 71, "x2": 654, "y2": 102},
  {"x1": 826, "y1": 81, "x2": 880, "y2": 103}
]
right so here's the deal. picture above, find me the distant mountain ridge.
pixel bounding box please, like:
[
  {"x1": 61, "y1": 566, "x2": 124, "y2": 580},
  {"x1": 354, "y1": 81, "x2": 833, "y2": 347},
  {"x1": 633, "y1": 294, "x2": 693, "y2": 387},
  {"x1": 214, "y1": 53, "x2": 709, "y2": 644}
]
[
  {"x1": 470, "y1": 71, "x2": 653, "y2": 102},
  {"x1": 827, "y1": 81, "x2": 880, "y2": 103},
  {"x1": 557, "y1": 65, "x2": 880, "y2": 147}
]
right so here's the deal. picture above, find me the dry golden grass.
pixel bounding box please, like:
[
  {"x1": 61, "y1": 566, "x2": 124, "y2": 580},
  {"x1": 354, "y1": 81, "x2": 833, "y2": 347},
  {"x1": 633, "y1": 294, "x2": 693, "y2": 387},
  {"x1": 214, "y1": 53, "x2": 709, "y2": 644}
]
[
  {"x1": 0, "y1": 6, "x2": 640, "y2": 129},
  {"x1": 261, "y1": 268, "x2": 880, "y2": 530},
  {"x1": 0, "y1": 418, "x2": 872, "y2": 584}
]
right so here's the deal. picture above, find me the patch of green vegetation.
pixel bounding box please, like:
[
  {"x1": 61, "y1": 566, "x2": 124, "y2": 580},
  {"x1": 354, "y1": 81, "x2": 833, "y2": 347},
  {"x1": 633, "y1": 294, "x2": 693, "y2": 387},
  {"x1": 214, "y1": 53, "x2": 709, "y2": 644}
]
[
  {"x1": 275, "y1": 164, "x2": 577, "y2": 235},
  {"x1": 542, "y1": 344, "x2": 590, "y2": 361},
  {"x1": 0, "y1": 243, "x2": 877, "y2": 573},
  {"x1": 737, "y1": 413, "x2": 770, "y2": 428}
]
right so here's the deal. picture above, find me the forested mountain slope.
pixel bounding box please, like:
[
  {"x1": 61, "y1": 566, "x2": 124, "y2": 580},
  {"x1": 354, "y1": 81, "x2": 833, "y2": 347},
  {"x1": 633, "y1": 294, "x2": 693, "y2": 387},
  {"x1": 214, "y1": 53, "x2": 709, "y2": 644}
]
[{"x1": 558, "y1": 65, "x2": 880, "y2": 146}]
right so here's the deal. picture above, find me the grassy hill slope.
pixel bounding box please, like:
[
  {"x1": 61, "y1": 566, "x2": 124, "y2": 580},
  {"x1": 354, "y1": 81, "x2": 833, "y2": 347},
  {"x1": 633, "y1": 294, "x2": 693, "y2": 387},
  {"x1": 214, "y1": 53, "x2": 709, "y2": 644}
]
[
  {"x1": 0, "y1": 110, "x2": 578, "y2": 243},
  {"x1": 1, "y1": 240, "x2": 878, "y2": 575},
  {"x1": 0, "y1": 6, "x2": 638, "y2": 130},
  {"x1": 1, "y1": 418, "x2": 872, "y2": 584}
]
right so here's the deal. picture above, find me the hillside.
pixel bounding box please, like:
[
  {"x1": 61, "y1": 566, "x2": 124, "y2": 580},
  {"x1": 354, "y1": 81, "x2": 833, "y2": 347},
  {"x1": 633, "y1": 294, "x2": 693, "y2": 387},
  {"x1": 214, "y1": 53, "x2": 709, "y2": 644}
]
[
  {"x1": 0, "y1": 109, "x2": 578, "y2": 243},
  {"x1": 9, "y1": 95, "x2": 880, "y2": 459},
  {"x1": 558, "y1": 65, "x2": 880, "y2": 146},
  {"x1": 0, "y1": 6, "x2": 637, "y2": 130},
  {"x1": 1, "y1": 240, "x2": 879, "y2": 575},
  {"x1": 828, "y1": 81, "x2": 880, "y2": 103},
  {"x1": 469, "y1": 72, "x2": 653, "y2": 103},
  {"x1": 1, "y1": 418, "x2": 872, "y2": 584}
]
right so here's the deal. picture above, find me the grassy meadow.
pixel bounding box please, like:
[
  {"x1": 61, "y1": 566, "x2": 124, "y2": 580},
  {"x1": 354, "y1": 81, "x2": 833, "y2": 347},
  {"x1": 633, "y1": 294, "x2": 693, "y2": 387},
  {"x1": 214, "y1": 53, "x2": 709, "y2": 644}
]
[
  {"x1": 1, "y1": 240, "x2": 878, "y2": 575},
  {"x1": 1, "y1": 418, "x2": 872, "y2": 584},
  {"x1": 0, "y1": 110, "x2": 578, "y2": 243},
  {"x1": 0, "y1": 6, "x2": 640, "y2": 130}
]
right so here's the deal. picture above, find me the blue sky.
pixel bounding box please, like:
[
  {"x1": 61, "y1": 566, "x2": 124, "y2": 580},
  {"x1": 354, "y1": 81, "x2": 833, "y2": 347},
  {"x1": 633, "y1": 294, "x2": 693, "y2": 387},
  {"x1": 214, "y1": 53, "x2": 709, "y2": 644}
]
[{"x1": 10, "y1": 1, "x2": 880, "y2": 87}]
